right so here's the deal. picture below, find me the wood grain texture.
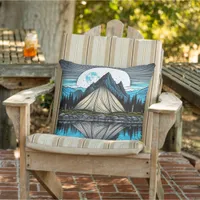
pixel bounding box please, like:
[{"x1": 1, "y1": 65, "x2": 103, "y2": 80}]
[
  {"x1": 85, "y1": 25, "x2": 101, "y2": 36},
  {"x1": 157, "y1": 164, "x2": 164, "y2": 200},
  {"x1": 86, "y1": 36, "x2": 112, "y2": 66},
  {"x1": 149, "y1": 112, "x2": 159, "y2": 200},
  {"x1": 19, "y1": 105, "x2": 30, "y2": 199},
  {"x1": 149, "y1": 92, "x2": 182, "y2": 113},
  {"x1": 31, "y1": 171, "x2": 63, "y2": 199},
  {"x1": 51, "y1": 66, "x2": 62, "y2": 134},
  {"x1": 163, "y1": 66, "x2": 200, "y2": 108},
  {"x1": 127, "y1": 26, "x2": 144, "y2": 39},
  {"x1": 65, "y1": 34, "x2": 90, "y2": 64},
  {"x1": 106, "y1": 19, "x2": 124, "y2": 37},
  {"x1": 6, "y1": 106, "x2": 20, "y2": 140},
  {"x1": 109, "y1": 37, "x2": 133, "y2": 67},
  {"x1": 26, "y1": 151, "x2": 150, "y2": 178},
  {"x1": 3, "y1": 83, "x2": 54, "y2": 106},
  {"x1": 0, "y1": 77, "x2": 50, "y2": 90},
  {"x1": 0, "y1": 1, "x2": 75, "y2": 63},
  {"x1": 144, "y1": 41, "x2": 163, "y2": 151},
  {"x1": 0, "y1": 64, "x2": 55, "y2": 77}
]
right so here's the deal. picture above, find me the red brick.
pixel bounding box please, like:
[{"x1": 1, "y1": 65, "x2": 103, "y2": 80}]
[
  {"x1": 63, "y1": 191, "x2": 80, "y2": 199},
  {"x1": 175, "y1": 181, "x2": 200, "y2": 186},
  {"x1": 116, "y1": 185, "x2": 136, "y2": 192},
  {"x1": 0, "y1": 161, "x2": 16, "y2": 167},
  {"x1": 0, "y1": 175, "x2": 16, "y2": 183},
  {"x1": 161, "y1": 178, "x2": 168, "y2": 184},
  {"x1": 0, "y1": 183, "x2": 17, "y2": 187},
  {"x1": 57, "y1": 175, "x2": 75, "y2": 184},
  {"x1": 174, "y1": 177, "x2": 200, "y2": 182},
  {"x1": 185, "y1": 193, "x2": 200, "y2": 198},
  {"x1": 177, "y1": 193, "x2": 188, "y2": 200},
  {"x1": 0, "y1": 191, "x2": 18, "y2": 199},
  {"x1": 140, "y1": 193, "x2": 149, "y2": 199},
  {"x1": 84, "y1": 192, "x2": 100, "y2": 199},
  {"x1": 100, "y1": 192, "x2": 139, "y2": 199},
  {"x1": 103, "y1": 199, "x2": 134, "y2": 200},
  {"x1": 0, "y1": 167, "x2": 16, "y2": 174},
  {"x1": 98, "y1": 185, "x2": 116, "y2": 192},
  {"x1": 30, "y1": 191, "x2": 52, "y2": 199},
  {"x1": 30, "y1": 183, "x2": 38, "y2": 191},
  {"x1": 130, "y1": 178, "x2": 148, "y2": 185},
  {"x1": 0, "y1": 150, "x2": 199, "y2": 199},
  {"x1": 0, "y1": 186, "x2": 18, "y2": 191},
  {"x1": 180, "y1": 185, "x2": 200, "y2": 193},
  {"x1": 94, "y1": 177, "x2": 131, "y2": 185},
  {"x1": 62, "y1": 183, "x2": 97, "y2": 192},
  {"x1": 75, "y1": 176, "x2": 93, "y2": 183},
  {"x1": 164, "y1": 194, "x2": 180, "y2": 199},
  {"x1": 161, "y1": 163, "x2": 191, "y2": 168}
]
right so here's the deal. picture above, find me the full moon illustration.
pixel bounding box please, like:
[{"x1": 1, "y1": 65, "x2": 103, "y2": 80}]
[{"x1": 77, "y1": 68, "x2": 131, "y2": 88}]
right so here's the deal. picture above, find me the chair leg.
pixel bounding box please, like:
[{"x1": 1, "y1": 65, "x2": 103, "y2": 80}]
[
  {"x1": 149, "y1": 113, "x2": 159, "y2": 200},
  {"x1": 156, "y1": 165, "x2": 164, "y2": 200},
  {"x1": 19, "y1": 156, "x2": 30, "y2": 199},
  {"x1": 31, "y1": 171, "x2": 63, "y2": 199},
  {"x1": 149, "y1": 166, "x2": 158, "y2": 200}
]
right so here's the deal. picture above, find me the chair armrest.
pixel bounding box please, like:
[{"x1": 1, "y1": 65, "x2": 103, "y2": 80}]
[
  {"x1": 148, "y1": 92, "x2": 183, "y2": 150},
  {"x1": 3, "y1": 83, "x2": 55, "y2": 106},
  {"x1": 148, "y1": 92, "x2": 182, "y2": 114}
]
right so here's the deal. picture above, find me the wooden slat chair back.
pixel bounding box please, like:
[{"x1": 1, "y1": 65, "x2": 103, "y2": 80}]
[
  {"x1": 52, "y1": 22, "x2": 162, "y2": 152},
  {"x1": 3, "y1": 20, "x2": 182, "y2": 200}
]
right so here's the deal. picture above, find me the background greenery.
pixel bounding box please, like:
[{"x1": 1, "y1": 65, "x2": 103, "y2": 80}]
[{"x1": 74, "y1": 0, "x2": 200, "y2": 62}]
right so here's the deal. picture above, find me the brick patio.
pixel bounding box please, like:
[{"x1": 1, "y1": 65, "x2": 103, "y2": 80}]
[{"x1": 0, "y1": 150, "x2": 200, "y2": 200}]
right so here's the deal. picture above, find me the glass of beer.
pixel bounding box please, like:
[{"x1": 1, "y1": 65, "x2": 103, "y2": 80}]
[{"x1": 23, "y1": 33, "x2": 38, "y2": 57}]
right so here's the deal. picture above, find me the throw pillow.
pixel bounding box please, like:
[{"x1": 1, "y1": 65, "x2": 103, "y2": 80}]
[{"x1": 55, "y1": 60, "x2": 155, "y2": 141}]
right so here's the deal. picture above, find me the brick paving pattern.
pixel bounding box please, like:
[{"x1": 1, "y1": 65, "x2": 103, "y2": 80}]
[{"x1": 0, "y1": 150, "x2": 200, "y2": 199}]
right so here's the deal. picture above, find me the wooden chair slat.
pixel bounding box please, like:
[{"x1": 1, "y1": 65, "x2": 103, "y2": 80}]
[
  {"x1": 64, "y1": 34, "x2": 89, "y2": 65},
  {"x1": 86, "y1": 36, "x2": 111, "y2": 66},
  {"x1": 143, "y1": 41, "x2": 163, "y2": 150},
  {"x1": 109, "y1": 37, "x2": 133, "y2": 68},
  {"x1": 85, "y1": 25, "x2": 101, "y2": 36},
  {"x1": 106, "y1": 19, "x2": 124, "y2": 37},
  {"x1": 131, "y1": 40, "x2": 157, "y2": 66},
  {"x1": 127, "y1": 26, "x2": 144, "y2": 39}
]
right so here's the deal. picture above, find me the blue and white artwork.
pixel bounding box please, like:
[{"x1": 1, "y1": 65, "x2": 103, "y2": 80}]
[{"x1": 56, "y1": 60, "x2": 155, "y2": 141}]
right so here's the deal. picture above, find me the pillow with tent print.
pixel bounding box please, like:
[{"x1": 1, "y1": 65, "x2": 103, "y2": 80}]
[{"x1": 55, "y1": 60, "x2": 155, "y2": 141}]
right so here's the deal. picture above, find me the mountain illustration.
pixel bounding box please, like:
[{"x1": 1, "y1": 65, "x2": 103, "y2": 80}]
[
  {"x1": 62, "y1": 87, "x2": 83, "y2": 100},
  {"x1": 84, "y1": 72, "x2": 129, "y2": 103},
  {"x1": 73, "y1": 122, "x2": 124, "y2": 140},
  {"x1": 127, "y1": 87, "x2": 148, "y2": 103},
  {"x1": 61, "y1": 73, "x2": 146, "y2": 113},
  {"x1": 62, "y1": 87, "x2": 75, "y2": 97},
  {"x1": 74, "y1": 73, "x2": 130, "y2": 113},
  {"x1": 75, "y1": 86, "x2": 125, "y2": 113}
]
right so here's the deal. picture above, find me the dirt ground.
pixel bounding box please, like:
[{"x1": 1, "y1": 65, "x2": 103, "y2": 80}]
[{"x1": 182, "y1": 100, "x2": 200, "y2": 157}]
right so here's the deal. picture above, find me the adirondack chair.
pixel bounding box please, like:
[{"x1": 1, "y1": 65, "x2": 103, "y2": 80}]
[{"x1": 3, "y1": 20, "x2": 182, "y2": 200}]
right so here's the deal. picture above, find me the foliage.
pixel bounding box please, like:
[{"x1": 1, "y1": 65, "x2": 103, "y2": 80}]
[
  {"x1": 37, "y1": 93, "x2": 53, "y2": 108},
  {"x1": 74, "y1": 0, "x2": 200, "y2": 62}
]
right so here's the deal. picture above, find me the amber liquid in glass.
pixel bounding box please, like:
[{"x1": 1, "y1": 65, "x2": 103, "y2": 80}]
[
  {"x1": 23, "y1": 47, "x2": 37, "y2": 57},
  {"x1": 23, "y1": 33, "x2": 38, "y2": 57}
]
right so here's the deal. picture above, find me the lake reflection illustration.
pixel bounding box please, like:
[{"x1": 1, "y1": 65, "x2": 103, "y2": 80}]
[{"x1": 56, "y1": 121, "x2": 142, "y2": 140}]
